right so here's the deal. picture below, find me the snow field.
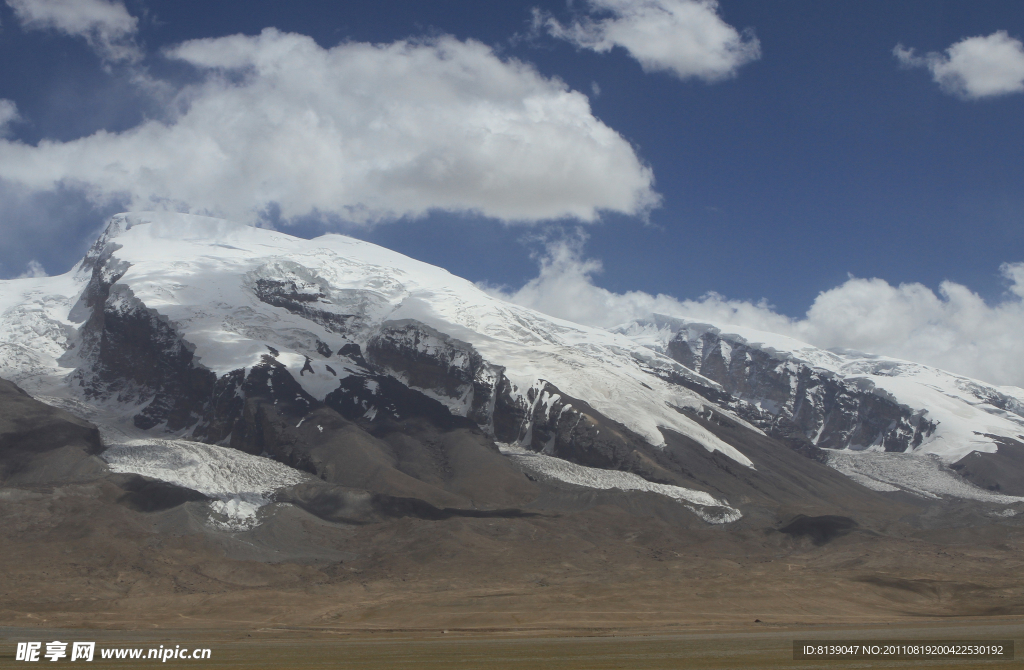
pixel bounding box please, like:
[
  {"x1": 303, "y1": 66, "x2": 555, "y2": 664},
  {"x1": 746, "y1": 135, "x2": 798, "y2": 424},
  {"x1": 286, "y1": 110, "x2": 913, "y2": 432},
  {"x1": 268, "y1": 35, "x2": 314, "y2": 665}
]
[
  {"x1": 102, "y1": 438, "x2": 309, "y2": 529},
  {"x1": 498, "y1": 443, "x2": 742, "y2": 524},
  {"x1": 825, "y1": 449, "x2": 1024, "y2": 505},
  {"x1": 617, "y1": 315, "x2": 1024, "y2": 472}
]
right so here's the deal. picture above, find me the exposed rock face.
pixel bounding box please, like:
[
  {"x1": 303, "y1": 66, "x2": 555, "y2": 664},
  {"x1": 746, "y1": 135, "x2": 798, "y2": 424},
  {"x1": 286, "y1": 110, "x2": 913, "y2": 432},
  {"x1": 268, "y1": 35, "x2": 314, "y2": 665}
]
[
  {"x1": 99, "y1": 287, "x2": 217, "y2": 431},
  {"x1": 491, "y1": 379, "x2": 674, "y2": 482},
  {"x1": 324, "y1": 370, "x2": 467, "y2": 429},
  {"x1": 663, "y1": 326, "x2": 936, "y2": 453},
  {"x1": 366, "y1": 320, "x2": 504, "y2": 430},
  {"x1": 68, "y1": 217, "x2": 221, "y2": 432},
  {"x1": 192, "y1": 368, "x2": 247, "y2": 444},
  {"x1": 252, "y1": 276, "x2": 356, "y2": 337},
  {"x1": 247, "y1": 260, "x2": 391, "y2": 341},
  {"x1": 71, "y1": 262, "x2": 217, "y2": 432},
  {"x1": 949, "y1": 435, "x2": 1024, "y2": 496},
  {"x1": 12, "y1": 212, "x2": 1024, "y2": 524}
]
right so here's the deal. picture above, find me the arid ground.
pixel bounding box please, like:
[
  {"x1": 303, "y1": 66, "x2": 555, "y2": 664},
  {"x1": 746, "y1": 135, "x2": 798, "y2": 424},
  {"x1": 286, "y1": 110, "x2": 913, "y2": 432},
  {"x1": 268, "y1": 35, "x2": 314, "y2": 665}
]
[
  {"x1": 5, "y1": 383, "x2": 1024, "y2": 668},
  {"x1": 4, "y1": 476, "x2": 1024, "y2": 668},
  {"x1": 2, "y1": 621, "x2": 1022, "y2": 669}
]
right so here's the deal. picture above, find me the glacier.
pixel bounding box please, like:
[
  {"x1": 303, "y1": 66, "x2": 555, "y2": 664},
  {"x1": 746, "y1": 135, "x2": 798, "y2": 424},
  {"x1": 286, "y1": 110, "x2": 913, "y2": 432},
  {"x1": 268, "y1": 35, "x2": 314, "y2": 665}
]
[{"x1": 2, "y1": 212, "x2": 1022, "y2": 518}]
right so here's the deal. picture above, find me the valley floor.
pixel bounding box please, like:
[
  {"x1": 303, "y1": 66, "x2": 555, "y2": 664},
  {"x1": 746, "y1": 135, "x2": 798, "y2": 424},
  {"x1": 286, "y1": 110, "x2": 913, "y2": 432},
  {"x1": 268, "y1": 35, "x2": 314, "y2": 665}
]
[
  {"x1": 4, "y1": 480, "x2": 1024, "y2": 669},
  {"x1": 2, "y1": 620, "x2": 1022, "y2": 669}
]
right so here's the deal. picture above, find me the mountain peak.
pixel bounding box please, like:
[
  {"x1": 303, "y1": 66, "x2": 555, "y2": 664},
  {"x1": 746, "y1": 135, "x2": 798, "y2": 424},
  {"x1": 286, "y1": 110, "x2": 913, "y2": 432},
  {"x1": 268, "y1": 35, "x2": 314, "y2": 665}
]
[{"x1": 3, "y1": 212, "x2": 1024, "y2": 533}]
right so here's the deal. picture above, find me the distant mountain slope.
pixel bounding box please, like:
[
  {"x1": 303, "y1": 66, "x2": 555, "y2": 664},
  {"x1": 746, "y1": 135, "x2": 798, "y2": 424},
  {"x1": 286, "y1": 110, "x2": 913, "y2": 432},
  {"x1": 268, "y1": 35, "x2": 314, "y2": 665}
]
[
  {"x1": 615, "y1": 315, "x2": 1024, "y2": 496},
  {"x1": 0, "y1": 212, "x2": 1021, "y2": 527}
]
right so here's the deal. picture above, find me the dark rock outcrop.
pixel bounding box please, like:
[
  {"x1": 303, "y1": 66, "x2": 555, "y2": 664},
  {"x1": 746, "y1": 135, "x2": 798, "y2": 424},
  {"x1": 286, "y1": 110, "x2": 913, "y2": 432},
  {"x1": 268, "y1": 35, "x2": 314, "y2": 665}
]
[
  {"x1": 949, "y1": 435, "x2": 1024, "y2": 496},
  {"x1": 252, "y1": 276, "x2": 356, "y2": 337},
  {"x1": 366, "y1": 320, "x2": 504, "y2": 430},
  {"x1": 276, "y1": 480, "x2": 537, "y2": 524},
  {"x1": 69, "y1": 246, "x2": 217, "y2": 432},
  {"x1": 664, "y1": 326, "x2": 936, "y2": 453},
  {"x1": 112, "y1": 473, "x2": 210, "y2": 512}
]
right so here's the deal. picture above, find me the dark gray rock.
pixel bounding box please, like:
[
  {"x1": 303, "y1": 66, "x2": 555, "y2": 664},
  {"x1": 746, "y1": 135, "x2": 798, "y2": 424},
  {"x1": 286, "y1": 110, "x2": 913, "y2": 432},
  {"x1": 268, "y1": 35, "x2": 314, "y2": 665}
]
[
  {"x1": 366, "y1": 320, "x2": 504, "y2": 430},
  {"x1": 112, "y1": 473, "x2": 210, "y2": 512},
  {"x1": 664, "y1": 326, "x2": 936, "y2": 453}
]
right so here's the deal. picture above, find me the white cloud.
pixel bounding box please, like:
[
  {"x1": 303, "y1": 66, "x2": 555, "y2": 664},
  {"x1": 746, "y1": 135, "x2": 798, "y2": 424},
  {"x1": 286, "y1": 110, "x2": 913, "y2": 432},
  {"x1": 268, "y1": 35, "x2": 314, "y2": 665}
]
[
  {"x1": 895, "y1": 31, "x2": 1024, "y2": 99},
  {"x1": 541, "y1": 0, "x2": 760, "y2": 82},
  {"x1": 6, "y1": 0, "x2": 140, "y2": 62},
  {"x1": 16, "y1": 260, "x2": 48, "y2": 278},
  {"x1": 792, "y1": 265, "x2": 1024, "y2": 388},
  {"x1": 0, "y1": 29, "x2": 658, "y2": 226},
  {"x1": 490, "y1": 234, "x2": 1024, "y2": 388},
  {"x1": 485, "y1": 231, "x2": 789, "y2": 330},
  {"x1": 0, "y1": 99, "x2": 19, "y2": 136}
]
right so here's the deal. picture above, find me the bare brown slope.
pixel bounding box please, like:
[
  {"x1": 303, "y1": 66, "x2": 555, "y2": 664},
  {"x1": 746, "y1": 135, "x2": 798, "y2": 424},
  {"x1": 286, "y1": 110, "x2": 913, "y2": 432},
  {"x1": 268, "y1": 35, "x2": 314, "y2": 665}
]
[
  {"x1": 5, "y1": 377, "x2": 1024, "y2": 632},
  {"x1": 0, "y1": 379, "x2": 105, "y2": 486},
  {"x1": 5, "y1": 475, "x2": 1024, "y2": 632}
]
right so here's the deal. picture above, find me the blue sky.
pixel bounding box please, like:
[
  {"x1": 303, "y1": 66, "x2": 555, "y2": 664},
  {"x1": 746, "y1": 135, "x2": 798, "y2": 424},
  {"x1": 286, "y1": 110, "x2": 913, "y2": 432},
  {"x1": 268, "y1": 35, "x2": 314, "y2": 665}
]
[{"x1": 2, "y1": 0, "x2": 1024, "y2": 384}]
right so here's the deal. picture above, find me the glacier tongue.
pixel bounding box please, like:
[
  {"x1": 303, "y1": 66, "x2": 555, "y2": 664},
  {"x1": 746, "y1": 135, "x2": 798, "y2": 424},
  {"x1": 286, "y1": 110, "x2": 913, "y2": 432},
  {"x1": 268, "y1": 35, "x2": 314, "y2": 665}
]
[
  {"x1": 824, "y1": 450, "x2": 1024, "y2": 505},
  {"x1": 498, "y1": 443, "x2": 742, "y2": 523},
  {"x1": 103, "y1": 438, "x2": 309, "y2": 529}
]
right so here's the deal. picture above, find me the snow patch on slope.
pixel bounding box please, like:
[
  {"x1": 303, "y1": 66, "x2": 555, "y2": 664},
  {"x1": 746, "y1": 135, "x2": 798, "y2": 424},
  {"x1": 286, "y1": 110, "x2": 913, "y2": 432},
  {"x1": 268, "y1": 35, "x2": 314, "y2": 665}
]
[
  {"x1": 0, "y1": 272, "x2": 84, "y2": 394},
  {"x1": 825, "y1": 450, "x2": 1024, "y2": 505},
  {"x1": 102, "y1": 438, "x2": 309, "y2": 530},
  {"x1": 278, "y1": 351, "x2": 352, "y2": 401},
  {"x1": 498, "y1": 443, "x2": 741, "y2": 524}
]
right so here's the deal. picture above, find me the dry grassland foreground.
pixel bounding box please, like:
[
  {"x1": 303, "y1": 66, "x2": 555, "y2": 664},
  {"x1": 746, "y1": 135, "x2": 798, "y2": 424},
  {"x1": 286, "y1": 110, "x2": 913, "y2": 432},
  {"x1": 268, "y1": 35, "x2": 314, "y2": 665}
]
[
  {"x1": 1, "y1": 621, "x2": 1024, "y2": 669},
  {"x1": 6, "y1": 388, "x2": 1024, "y2": 668},
  {"x1": 4, "y1": 500, "x2": 1024, "y2": 669}
]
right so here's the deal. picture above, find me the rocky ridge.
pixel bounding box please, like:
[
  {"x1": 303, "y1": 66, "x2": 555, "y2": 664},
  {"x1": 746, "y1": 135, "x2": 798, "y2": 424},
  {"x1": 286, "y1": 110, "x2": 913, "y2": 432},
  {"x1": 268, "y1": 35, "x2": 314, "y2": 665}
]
[{"x1": 2, "y1": 213, "x2": 1023, "y2": 530}]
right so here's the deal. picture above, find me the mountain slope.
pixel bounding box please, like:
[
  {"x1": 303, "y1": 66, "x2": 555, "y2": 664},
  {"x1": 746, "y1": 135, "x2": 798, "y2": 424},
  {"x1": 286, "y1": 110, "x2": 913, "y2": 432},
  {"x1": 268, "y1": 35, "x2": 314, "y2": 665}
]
[
  {"x1": 616, "y1": 315, "x2": 1024, "y2": 497},
  {"x1": 0, "y1": 212, "x2": 1021, "y2": 530}
]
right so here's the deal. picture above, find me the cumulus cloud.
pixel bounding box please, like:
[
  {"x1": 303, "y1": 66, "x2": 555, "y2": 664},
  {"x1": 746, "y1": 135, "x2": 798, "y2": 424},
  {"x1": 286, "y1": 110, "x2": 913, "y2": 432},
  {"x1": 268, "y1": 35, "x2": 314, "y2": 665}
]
[
  {"x1": 490, "y1": 233, "x2": 1024, "y2": 388},
  {"x1": 16, "y1": 260, "x2": 48, "y2": 278},
  {"x1": 486, "y1": 231, "x2": 788, "y2": 329},
  {"x1": 0, "y1": 29, "x2": 658, "y2": 226},
  {"x1": 5, "y1": 0, "x2": 140, "y2": 62},
  {"x1": 540, "y1": 0, "x2": 760, "y2": 81},
  {"x1": 0, "y1": 99, "x2": 19, "y2": 136},
  {"x1": 895, "y1": 31, "x2": 1024, "y2": 99}
]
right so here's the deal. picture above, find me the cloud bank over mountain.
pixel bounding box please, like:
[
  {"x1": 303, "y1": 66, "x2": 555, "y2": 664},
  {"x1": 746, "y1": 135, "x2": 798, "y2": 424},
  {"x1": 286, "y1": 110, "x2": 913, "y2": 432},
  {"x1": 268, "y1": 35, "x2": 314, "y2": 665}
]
[{"x1": 491, "y1": 234, "x2": 1024, "y2": 388}]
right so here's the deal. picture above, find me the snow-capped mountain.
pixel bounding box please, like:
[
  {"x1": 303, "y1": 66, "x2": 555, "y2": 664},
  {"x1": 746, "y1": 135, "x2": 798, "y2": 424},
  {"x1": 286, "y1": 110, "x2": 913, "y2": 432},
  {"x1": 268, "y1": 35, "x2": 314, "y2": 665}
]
[
  {"x1": 615, "y1": 315, "x2": 1024, "y2": 497},
  {"x1": 2, "y1": 212, "x2": 1023, "y2": 528}
]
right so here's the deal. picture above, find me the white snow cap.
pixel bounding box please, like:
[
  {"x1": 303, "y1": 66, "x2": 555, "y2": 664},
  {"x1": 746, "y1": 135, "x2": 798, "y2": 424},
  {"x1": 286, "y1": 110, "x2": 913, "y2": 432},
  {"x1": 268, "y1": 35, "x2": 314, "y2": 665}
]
[
  {"x1": 0, "y1": 212, "x2": 754, "y2": 468},
  {"x1": 615, "y1": 314, "x2": 1024, "y2": 464}
]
